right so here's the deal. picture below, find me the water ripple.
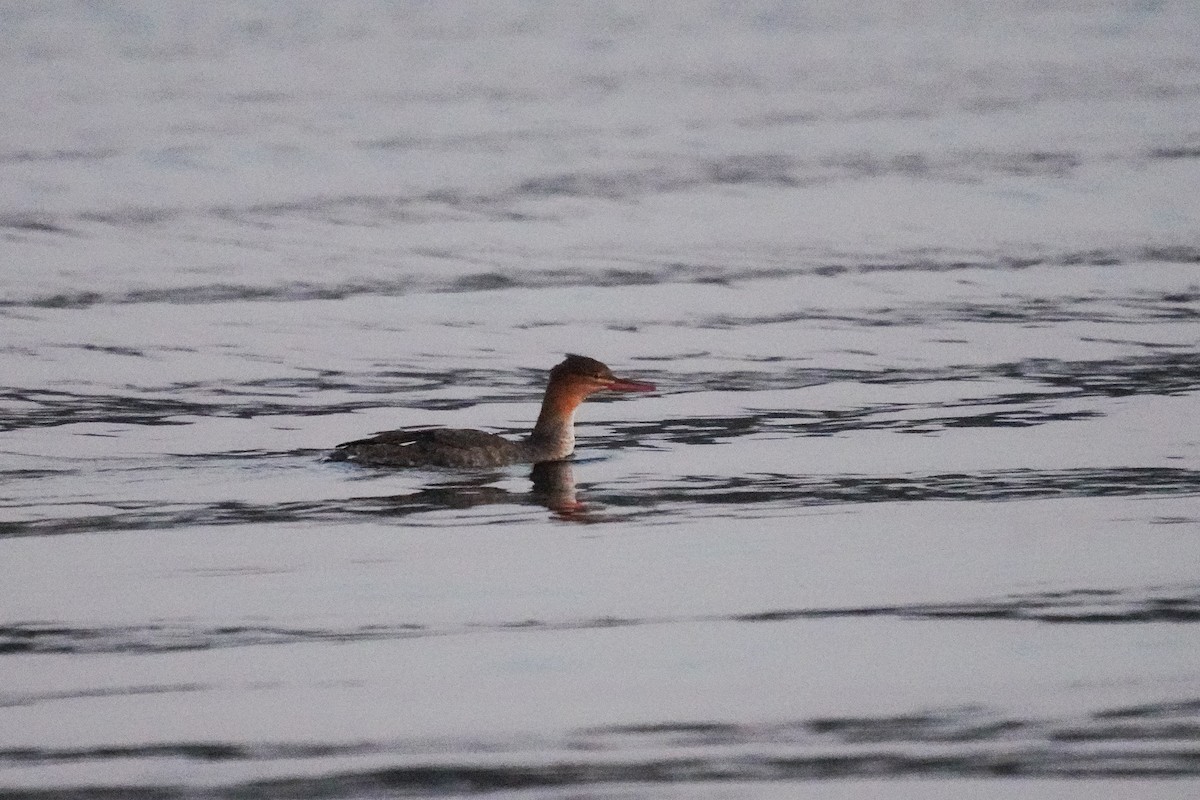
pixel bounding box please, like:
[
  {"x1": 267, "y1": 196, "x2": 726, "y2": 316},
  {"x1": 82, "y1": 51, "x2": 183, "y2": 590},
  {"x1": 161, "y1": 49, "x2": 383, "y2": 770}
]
[
  {"x1": 3, "y1": 585, "x2": 1196, "y2": 659},
  {"x1": 1, "y1": 467, "x2": 1197, "y2": 539},
  {"x1": 0, "y1": 700, "x2": 1197, "y2": 798},
  {"x1": 2, "y1": 351, "x2": 1195, "y2": 434},
  {"x1": 1, "y1": 246, "x2": 1197, "y2": 310}
]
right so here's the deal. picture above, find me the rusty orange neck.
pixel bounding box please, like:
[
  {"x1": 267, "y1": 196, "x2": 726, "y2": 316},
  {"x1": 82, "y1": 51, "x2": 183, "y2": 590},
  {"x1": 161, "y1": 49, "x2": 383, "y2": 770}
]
[
  {"x1": 529, "y1": 376, "x2": 595, "y2": 456},
  {"x1": 534, "y1": 379, "x2": 588, "y2": 429}
]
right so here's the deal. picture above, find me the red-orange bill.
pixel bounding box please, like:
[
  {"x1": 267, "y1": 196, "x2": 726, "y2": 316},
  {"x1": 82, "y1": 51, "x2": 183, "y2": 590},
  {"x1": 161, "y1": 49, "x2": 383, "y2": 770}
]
[{"x1": 607, "y1": 377, "x2": 656, "y2": 392}]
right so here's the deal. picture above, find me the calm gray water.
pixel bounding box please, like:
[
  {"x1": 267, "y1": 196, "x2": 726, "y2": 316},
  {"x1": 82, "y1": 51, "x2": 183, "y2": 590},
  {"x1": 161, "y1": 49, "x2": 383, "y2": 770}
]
[{"x1": 2, "y1": 2, "x2": 1199, "y2": 797}]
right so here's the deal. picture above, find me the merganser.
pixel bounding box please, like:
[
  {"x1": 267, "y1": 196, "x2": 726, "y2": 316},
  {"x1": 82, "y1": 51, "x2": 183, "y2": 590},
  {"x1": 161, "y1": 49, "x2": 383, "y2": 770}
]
[{"x1": 330, "y1": 354, "x2": 655, "y2": 468}]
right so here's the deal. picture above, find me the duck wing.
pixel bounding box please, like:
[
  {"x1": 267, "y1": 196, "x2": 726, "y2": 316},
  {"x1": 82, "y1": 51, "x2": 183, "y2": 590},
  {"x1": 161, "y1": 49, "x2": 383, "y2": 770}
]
[{"x1": 330, "y1": 427, "x2": 526, "y2": 468}]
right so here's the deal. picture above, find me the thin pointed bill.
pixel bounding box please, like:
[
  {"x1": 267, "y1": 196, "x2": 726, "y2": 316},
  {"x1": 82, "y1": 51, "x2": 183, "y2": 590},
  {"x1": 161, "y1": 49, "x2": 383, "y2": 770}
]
[{"x1": 606, "y1": 377, "x2": 656, "y2": 392}]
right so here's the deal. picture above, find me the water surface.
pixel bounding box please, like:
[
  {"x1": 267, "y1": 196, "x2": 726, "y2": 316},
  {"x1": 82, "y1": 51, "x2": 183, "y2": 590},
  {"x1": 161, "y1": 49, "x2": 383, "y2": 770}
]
[{"x1": 2, "y1": 2, "x2": 1199, "y2": 797}]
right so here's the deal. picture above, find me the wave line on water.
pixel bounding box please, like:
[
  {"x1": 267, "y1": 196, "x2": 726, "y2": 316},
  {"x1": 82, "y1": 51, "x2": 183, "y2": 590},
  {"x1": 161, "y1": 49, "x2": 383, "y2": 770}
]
[
  {"x1": 1, "y1": 699, "x2": 1198, "y2": 796},
  {"x1": 3, "y1": 584, "x2": 1197, "y2": 659},
  {"x1": 4, "y1": 350, "x2": 1196, "y2": 434},
  {"x1": 2, "y1": 244, "x2": 1198, "y2": 310},
  {"x1": 2, "y1": 466, "x2": 1198, "y2": 538}
]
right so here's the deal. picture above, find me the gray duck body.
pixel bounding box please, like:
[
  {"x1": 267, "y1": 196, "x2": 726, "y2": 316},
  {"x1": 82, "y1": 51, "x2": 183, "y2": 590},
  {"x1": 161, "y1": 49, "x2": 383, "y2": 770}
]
[{"x1": 329, "y1": 426, "x2": 569, "y2": 468}]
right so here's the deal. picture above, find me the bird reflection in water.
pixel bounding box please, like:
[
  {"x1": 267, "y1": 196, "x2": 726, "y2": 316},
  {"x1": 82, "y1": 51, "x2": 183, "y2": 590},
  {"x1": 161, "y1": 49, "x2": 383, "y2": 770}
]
[
  {"x1": 353, "y1": 460, "x2": 590, "y2": 521},
  {"x1": 529, "y1": 460, "x2": 584, "y2": 518}
]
